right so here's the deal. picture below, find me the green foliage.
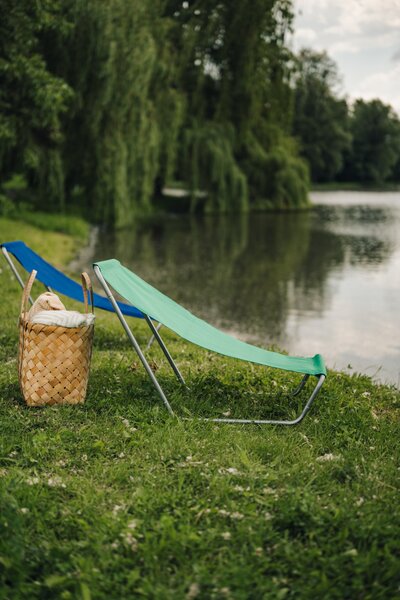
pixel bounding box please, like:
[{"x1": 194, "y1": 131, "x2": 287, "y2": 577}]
[
  {"x1": 341, "y1": 99, "x2": 400, "y2": 184},
  {"x1": 292, "y1": 49, "x2": 351, "y2": 182},
  {"x1": 172, "y1": 0, "x2": 309, "y2": 211},
  {"x1": 292, "y1": 49, "x2": 400, "y2": 186},
  {"x1": 0, "y1": 0, "x2": 73, "y2": 210},
  {"x1": 183, "y1": 122, "x2": 248, "y2": 212},
  {"x1": 0, "y1": 0, "x2": 310, "y2": 224},
  {"x1": 0, "y1": 174, "x2": 29, "y2": 217},
  {"x1": 15, "y1": 211, "x2": 89, "y2": 240}
]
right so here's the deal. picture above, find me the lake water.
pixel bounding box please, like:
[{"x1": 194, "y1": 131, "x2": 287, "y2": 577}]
[{"x1": 93, "y1": 191, "x2": 400, "y2": 386}]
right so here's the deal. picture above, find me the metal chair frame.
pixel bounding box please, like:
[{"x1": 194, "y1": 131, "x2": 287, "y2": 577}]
[{"x1": 94, "y1": 265, "x2": 326, "y2": 425}]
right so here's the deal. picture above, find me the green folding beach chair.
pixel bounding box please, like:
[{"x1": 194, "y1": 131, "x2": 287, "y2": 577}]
[{"x1": 94, "y1": 259, "x2": 327, "y2": 425}]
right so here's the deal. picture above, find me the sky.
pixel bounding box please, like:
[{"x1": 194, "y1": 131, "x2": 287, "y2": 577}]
[{"x1": 292, "y1": 0, "x2": 400, "y2": 114}]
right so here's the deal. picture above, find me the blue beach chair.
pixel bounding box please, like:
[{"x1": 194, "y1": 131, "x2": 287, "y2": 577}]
[{"x1": 1, "y1": 240, "x2": 144, "y2": 319}]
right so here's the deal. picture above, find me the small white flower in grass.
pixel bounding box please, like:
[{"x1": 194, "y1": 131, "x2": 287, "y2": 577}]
[
  {"x1": 344, "y1": 548, "x2": 358, "y2": 557},
  {"x1": 122, "y1": 532, "x2": 138, "y2": 552},
  {"x1": 231, "y1": 512, "x2": 244, "y2": 520},
  {"x1": 356, "y1": 497, "x2": 364, "y2": 507},
  {"x1": 82, "y1": 454, "x2": 88, "y2": 461},
  {"x1": 222, "y1": 410, "x2": 231, "y2": 417},
  {"x1": 218, "y1": 509, "x2": 230, "y2": 517},
  {"x1": 195, "y1": 508, "x2": 211, "y2": 520},
  {"x1": 26, "y1": 477, "x2": 40, "y2": 485},
  {"x1": 254, "y1": 547, "x2": 263, "y2": 556},
  {"x1": 362, "y1": 391, "x2": 371, "y2": 398},
  {"x1": 179, "y1": 457, "x2": 204, "y2": 468},
  {"x1": 316, "y1": 453, "x2": 340, "y2": 462},
  {"x1": 20, "y1": 507, "x2": 29, "y2": 514},
  {"x1": 127, "y1": 519, "x2": 138, "y2": 530},
  {"x1": 112, "y1": 504, "x2": 124, "y2": 515},
  {"x1": 111, "y1": 541, "x2": 119, "y2": 549},
  {"x1": 47, "y1": 477, "x2": 66, "y2": 488},
  {"x1": 234, "y1": 485, "x2": 244, "y2": 492},
  {"x1": 264, "y1": 512, "x2": 273, "y2": 521},
  {"x1": 118, "y1": 452, "x2": 125, "y2": 459},
  {"x1": 221, "y1": 532, "x2": 231, "y2": 540},
  {"x1": 186, "y1": 583, "x2": 200, "y2": 599}
]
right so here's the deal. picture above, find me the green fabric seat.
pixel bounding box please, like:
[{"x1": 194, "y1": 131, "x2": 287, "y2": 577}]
[
  {"x1": 94, "y1": 259, "x2": 327, "y2": 424},
  {"x1": 95, "y1": 259, "x2": 326, "y2": 377}
]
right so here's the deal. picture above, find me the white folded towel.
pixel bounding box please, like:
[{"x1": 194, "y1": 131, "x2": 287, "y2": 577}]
[{"x1": 30, "y1": 310, "x2": 95, "y2": 328}]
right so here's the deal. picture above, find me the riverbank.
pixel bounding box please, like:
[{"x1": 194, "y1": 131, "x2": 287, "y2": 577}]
[
  {"x1": 311, "y1": 182, "x2": 400, "y2": 192},
  {"x1": 0, "y1": 216, "x2": 399, "y2": 598}
]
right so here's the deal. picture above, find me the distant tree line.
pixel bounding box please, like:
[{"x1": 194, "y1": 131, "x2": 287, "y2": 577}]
[
  {"x1": 292, "y1": 49, "x2": 400, "y2": 185},
  {"x1": 0, "y1": 2, "x2": 399, "y2": 227}
]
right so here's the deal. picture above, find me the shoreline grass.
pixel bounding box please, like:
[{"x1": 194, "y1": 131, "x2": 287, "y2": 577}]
[
  {"x1": 311, "y1": 182, "x2": 400, "y2": 193},
  {"x1": 0, "y1": 216, "x2": 399, "y2": 599}
]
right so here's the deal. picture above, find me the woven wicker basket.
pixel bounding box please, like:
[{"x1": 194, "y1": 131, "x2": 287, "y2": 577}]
[{"x1": 18, "y1": 270, "x2": 94, "y2": 406}]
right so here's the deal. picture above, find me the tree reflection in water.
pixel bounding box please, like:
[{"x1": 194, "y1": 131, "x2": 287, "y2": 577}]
[{"x1": 94, "y1": 192, "x2": 399, "y2": 384}]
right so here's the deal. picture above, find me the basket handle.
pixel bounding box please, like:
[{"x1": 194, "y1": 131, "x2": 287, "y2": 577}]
[
  {"x1": 20, "y1": 270, "x2": 37, "y2": 317},
  {"x1": 81, "y1": 272, "x2": 94, "y2": 314}
]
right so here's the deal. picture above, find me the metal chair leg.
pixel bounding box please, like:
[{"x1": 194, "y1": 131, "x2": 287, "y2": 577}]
[
  {"x1": 146, "y1": 322, "x2": 163, "y2": 350},
  {"x1": 198, "y1": 374, "x2": 325, "y2": 425},
  {"x1": 94, "y1": 265, "x2": 175, "y2": 416},
  {"x1": 290, "y1": 374, "x2": 309, "y2": 397},
  {"x1": 2, "y1": 247, "x2": 54, "y2": 300},
  {"x1": 144, "y1": 315, "x2": 186, "y2": 386},
  {"x1": 2, "y1": 247, "x2": 34, "y2": 304}
]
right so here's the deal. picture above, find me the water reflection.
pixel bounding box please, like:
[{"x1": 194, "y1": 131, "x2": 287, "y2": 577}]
[{"x1": 93, "y1": 191, "x2": 400, "y2": 386}]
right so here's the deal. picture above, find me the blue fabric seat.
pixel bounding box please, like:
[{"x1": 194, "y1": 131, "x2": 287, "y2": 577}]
[{"x1": 1, "y1": 240, "x2": 143, "y2": 318}]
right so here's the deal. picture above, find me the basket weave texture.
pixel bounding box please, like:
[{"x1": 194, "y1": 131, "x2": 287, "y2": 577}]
[{"x1": 18, "y1": 270, "x2": 94, "y2": 406}]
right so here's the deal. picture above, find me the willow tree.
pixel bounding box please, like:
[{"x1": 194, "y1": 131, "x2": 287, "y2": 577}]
[
  {"x1": 0, "y1": 0, "x2": 73, "y2": 211},
  {"x1": 163, "y1": 0, "x2": 309, "y2": 211},
  {"x1": 46, "y1": 0, "x2": 309, "y2": 220},
  {"x1": 47, "y1": 0, "x2": 185, "y2": 226},
  {"x1": 1, "y1": 0, "x2": 310, "y2": 224}
]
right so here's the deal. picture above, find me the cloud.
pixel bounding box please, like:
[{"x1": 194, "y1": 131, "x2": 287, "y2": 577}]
[
  {"x1": 294, "y1": 0, "x2": 400, "y2": 42},
  {"x1": 328, "y1": 40, "x2": 360, "y2": 55},
  {"x1": 352, "y1": 62, "x2": 400, "y2": 113},
  {"x1": 297, "y1": 0, "x2": 400, "y2": 32},
  {"x1": 293, "y1": 0, "x2": 400, "y2": 114},
  {"x1": 296, "y1": 27, "x2": 317, "y2": 43}
]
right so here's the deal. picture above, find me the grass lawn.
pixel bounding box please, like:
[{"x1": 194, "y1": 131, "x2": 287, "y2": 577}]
[{"x1": 0, "y1": 216, "x2": 399, "y2": 599}]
